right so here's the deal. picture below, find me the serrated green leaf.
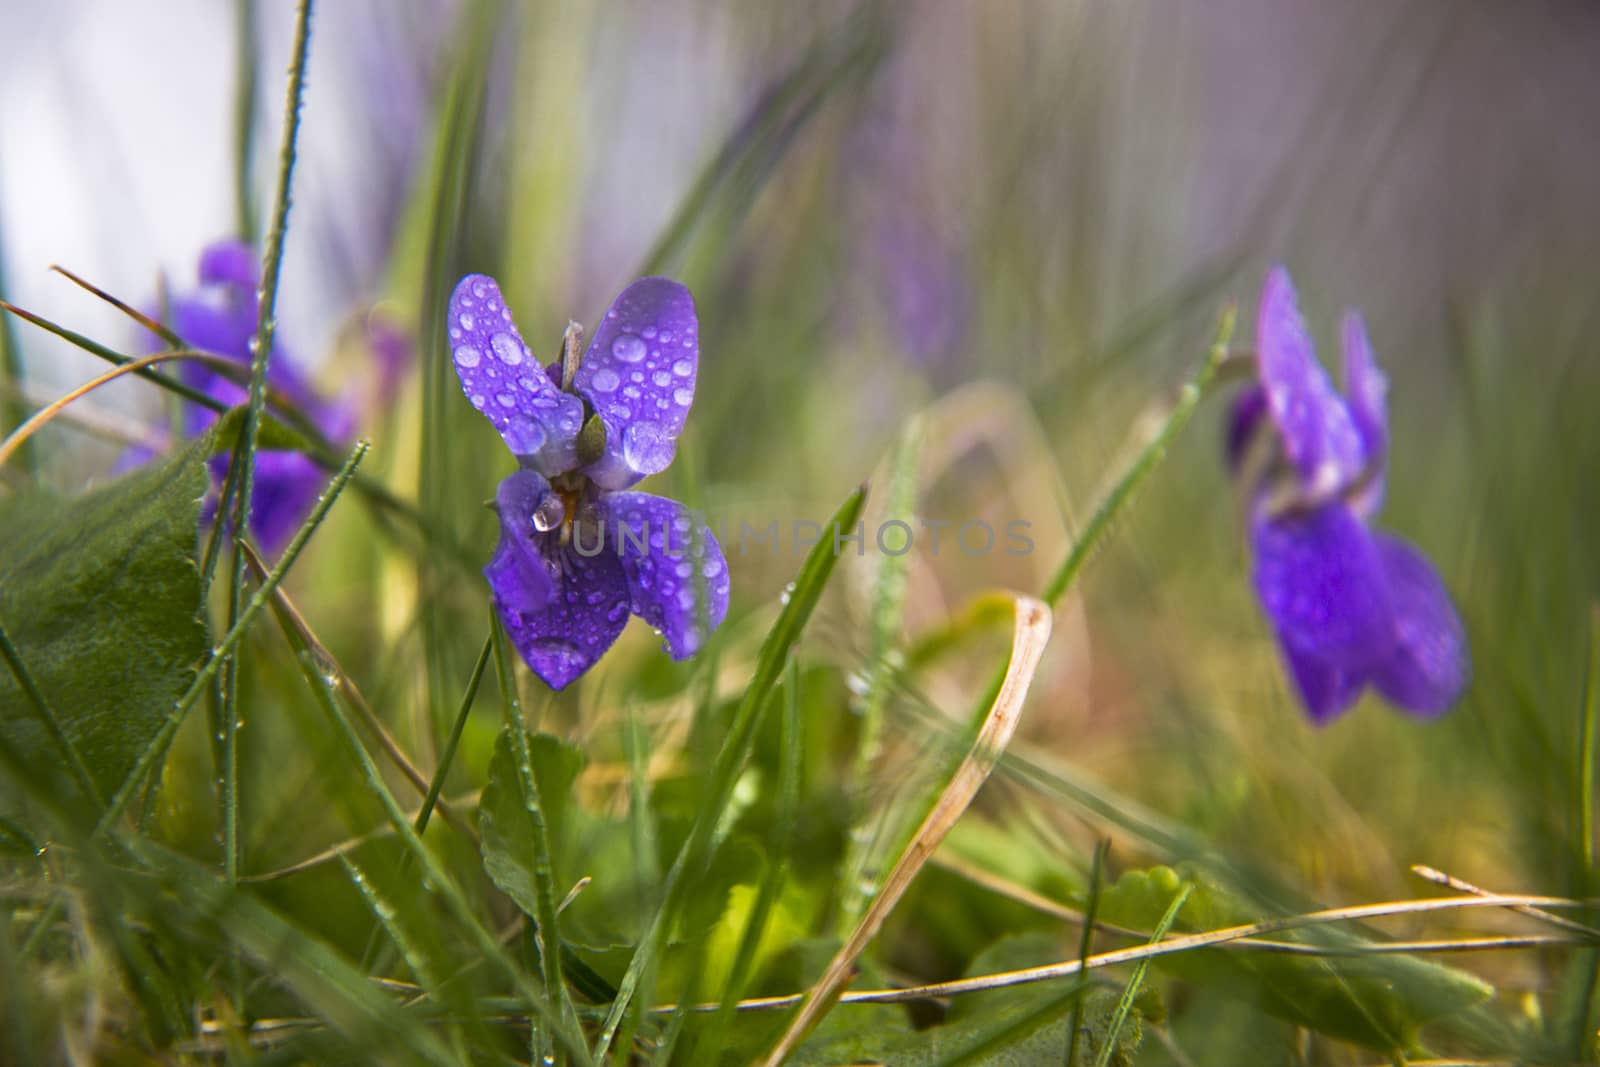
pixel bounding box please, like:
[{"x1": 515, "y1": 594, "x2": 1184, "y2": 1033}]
[
  {"x1": 0, "y1": 434, "x2": 209, "y2": 808},
  {"x1": 1097, "y1": 864, "x2": 1495, "y2": 1053}
]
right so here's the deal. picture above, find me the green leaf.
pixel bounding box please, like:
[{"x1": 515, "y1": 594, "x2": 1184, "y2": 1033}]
[
  {"x1": 479, "y1": 726, "x2": 587, "y2": 921},
  {"x1": 1096, "y1": 864, "x2": 1495, "y2": 1053},
  {"x1": 0, "y1": 434, "x2": 209, "y2": 807}
]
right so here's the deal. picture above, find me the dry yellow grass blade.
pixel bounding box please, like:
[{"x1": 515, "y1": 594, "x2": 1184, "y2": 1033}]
[
  {"x1": 760, "y1": 593, "x2": 1053, "y2": 1065},
  {"x1": 0, "y1": 349, "x2": 237, "y2": 468}
]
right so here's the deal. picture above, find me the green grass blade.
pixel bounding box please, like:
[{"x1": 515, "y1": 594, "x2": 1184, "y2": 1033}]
[
  {"x1": 594, "y1": 483, "x2": 869, "y2": 1060},
  {"x1": 1091, "y1": 884, "x2": 1192, "y2": 1067},
  {"x1": 416, "y1": 629, "x2": 492, "y2": 836},
  {"x1": 490, "y1": 618, "x2": 583, "y2": 1065},
  {"x1": 231, "y1": 0, "x2": 260, "y2": 243}
]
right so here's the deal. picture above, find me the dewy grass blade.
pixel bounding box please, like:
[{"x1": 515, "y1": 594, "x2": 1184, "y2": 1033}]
[
  {"x1": 1065, "y1": 839, "x2": 1111, "y2": 1067},
  {"x1": 1093, "y1": 884, "x2": 1193, "y2": 1067},
  {"x1": 220, "y1": 0, "x2": 314, "y2": 894},
  {"x1": 594, "y1": 483, "x2": 869, "y2": 1061},
  {"x1": 0, "y1": 616, "x2": 103, "y2": 808},
  {"x1": 287, "y1": 592, "x2": 594, "y2": 1065},
  {"x1": 1040, "y1": 306, "x2": 1235, "y2": 608},
  {"x1": 417, "y1": 627, "x2": 493, "y2": 836},
  {"x1": 491, "y1": 618, "x2": 582, "y2": 1065},
  {"x1": 760, "y1": 594, "x2": 1053, "y2": 1065},
  {"x1": 417, "y1": 0, "x2": 494, "y2": 750},
  {"x1": 93, "y1": 441, "x2": 368, "y2": 838},
  {"x1": 837, "y1": 414, "x2": 922, "y2": 935},
  {"x1": 232, "y1": 0, "x2": 260, "y2": 244}
]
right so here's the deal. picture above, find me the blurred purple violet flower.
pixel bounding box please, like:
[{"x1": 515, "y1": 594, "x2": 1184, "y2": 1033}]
[
  {"x1": 448, "y1": 274, "x2": 729, "y2": 690},
  {"x1": 130, "y1": 238, "x2": 357, "y2": 553},
  {"x1": 1227, "y1": 266, "x2": 1468, "y2": 723}
]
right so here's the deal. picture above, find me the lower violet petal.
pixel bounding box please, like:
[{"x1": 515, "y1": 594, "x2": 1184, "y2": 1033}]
[
  {"x1": 1251, "y1": 503, "x2": 1392, "y2": 670},
  {"x1": 487, "y1": 470, "x2": 631, "y2": 690},
  {"x1": 1277, "y1": 639, "x2": 1365, "y2": 725},
  {"x1": 1368, "y1": 532, "x2": 1470, "y2": 716},
  {"x1": 596, "y1": 491, "x2": 729, "y2": 659}
]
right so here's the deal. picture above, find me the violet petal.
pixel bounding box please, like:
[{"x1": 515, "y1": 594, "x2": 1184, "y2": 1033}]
[
  {"x1": 595, "y1": 491, "x2": 729, "y2": 659},
  {"x1": 1369, "y1": 532, "x2": 1470, "y2": 716},
  {"x1": 487, "y1": 470, "x2": 631, "y2": 690},
  {"x1": 1257, "y1": 267, "x2": 1367, "y2": 497},
  {"x1": 1251, "y1": 502, "x2": 1392, "y2": 671},
  {"x1": 447, "y1": 274, "x2": 586, "y2": 476},
  {"x1": 574, "y1": 277, "x2": 698, "y2": 491},
  {"x1": 1340, "y1": 310, "x2": 1388, "y2": 519}
]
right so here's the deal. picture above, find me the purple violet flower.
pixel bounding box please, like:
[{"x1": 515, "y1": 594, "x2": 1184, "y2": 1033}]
[
  {"x1": 1227, "y1": 266, "x2": 1469, "y2": 724},
  {"x1": 133, "y1": 238, "x2": 356, "y2": 553},
  {"x1": 448, "y1": 274, "x2": 729, "y2": 690}
]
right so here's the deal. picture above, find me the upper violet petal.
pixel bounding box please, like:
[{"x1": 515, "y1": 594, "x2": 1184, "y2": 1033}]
[
  {"x1": 574, "y1": 277, "x2": 698, "y2": 490},
  {"x1": 487, "y1": 470, "x2": 632, "y2": 690},
  {"x1": 1250, "y1": 502, "x2": 1392, "y2": 670},
  {"x1": 448, "y1": 274, "x2": 586, "y2": 475},
  {"x1": 594, "y1": 491, "x2": 729, "y2": 659},
  {"x1": 1275, "y1": 637, "x2": 1366, "y2": 726},
  {"x1": 1257, "y1": 267, "x2": 1367, "y2": 497},
  {"x1": 1340, "y1": 310, "x2": 1388, "y2": 519},
  {"x1": 1368, "y1": 532, "x2": 1470, "y2": 716}
]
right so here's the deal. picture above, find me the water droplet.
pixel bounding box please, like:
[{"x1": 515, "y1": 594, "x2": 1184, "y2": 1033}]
[
  {"x1": 660, "y1": 331, "x2": 674, "y2": 343},
  {"x1": 612, "y1": 334, "x2": 646, "y2": 363},
  {"x1": 585, "y1": 589, "x2": 607, "y2": 606},
  {"x1": 779, "y1": 581, "x2": 796, "y2": 606},
  {"x1": 454, "y1": 345, "x2": 481, "y2": 368},
  {"x1": 631, "y1": 371, "x2": 645, "y2": 383},
  {"x1": 672, "y1": 358, "x2": 693, "y2": 377},
  {"x1": 652, "y1": 370, "x2": 672, "y2": 387},
  {"x1": 673, "y1": 387, "x2": 693, "y2": 407},
  {"x1": 472, "y1": 279, "x2": 489, "y2": 298},
  {"x1": 702, "y1": 558, "x2": 723, "y2": 578},
  {"x1": 471, "y1": 393, "x2": 486, "y2": 407},
  {"x1": 529, "y1": 637, "x2": 585, "y2": 675},
  {"x1": 623, "y1": 386, "x2": 640, "y2": 399},
  {"x1": 677, "y1": 587, "x2": 696, "y2": 610},
  {"x1": 491, "y1": 332, "x2": 523, "y2": 366},
  {"x1": 497, "y1": 393, "x2": 516, "y2": 408},
  {"x1": 591, "y1": 367, "x2": 620, "y2": 392},
  {"x1": 449, "y1": 327, "x2": 462, "y2": 341},
  {"x1": 532, "y1": 491, "x2": 565, "y2": 532},
  {"x1": 675, "y1": 560, "x2": 693, "y2": 578},
  {"x1": 642, "y1": 326, "x2": 658, "y2": 339},
  {"x1": 459, "y1": 312, "x2": 476, "y2": 330},
  {"x1": 607, "y1": 602, "x2": 628, "y2": 622}
]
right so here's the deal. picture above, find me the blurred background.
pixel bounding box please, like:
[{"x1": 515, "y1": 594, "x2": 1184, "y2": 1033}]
[{"x1": 3, "y1": 1, "x2": 1599, "y2": 1060}]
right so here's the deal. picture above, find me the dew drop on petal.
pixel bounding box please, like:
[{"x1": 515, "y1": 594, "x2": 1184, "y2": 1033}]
[
  {"x1": 491, "y1": 332, "x2": 523, "y2": 366},
  {"x1": 497, "y1": 393, "x2": 516, "y2": 408},
  {"x1": 673, "y1": 387, "x2": 693, "y2": 406},
  {"x1": 673, "y1": 358, "x2": 693, "y2": 377},
  {"x1": 675, "y1": 560, "x2": 693, "y2": 578},
  {"x1": 702, "y1": 558, "x2": 723, "y2": 578},
  {"x1": 454, "y1": 345, "x2": 482, "y2": 368},
  {"x1": 642, "y1": 326, "x2": 658, "y2": 340},
  {"x1": 677, "y1": 587, "x2": 696, "y2": 611},
  {"x1": 459, "y1": 313, "x2": 476, "y2": 330},
  {"x1": 591, "y1": 367, "x2": 620, "y2": 392},
  {"x1": 652, "y1": 370, "x2": 672, "y2": 387},
  {"x1": 612, "y1": 334, "x2": 646, "y2": 363}
]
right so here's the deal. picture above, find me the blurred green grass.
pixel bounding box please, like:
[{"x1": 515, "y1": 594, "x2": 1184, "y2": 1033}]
[{"x1": 3, "y1": 2, "x2": 1599, "y2": 1064}]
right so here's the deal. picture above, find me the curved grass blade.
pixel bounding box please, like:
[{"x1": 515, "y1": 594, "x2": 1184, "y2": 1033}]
[
  {"x1": 761, "y1": 594, "x2": 1054, "y2": 1064},
  {"x1": 594, "y1": 483, "x2": 869, "y2": 1061}
]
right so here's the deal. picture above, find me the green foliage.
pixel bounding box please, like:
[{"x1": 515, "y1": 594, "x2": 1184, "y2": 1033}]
[
  {"x1": 0, "y1": 434, "x2": 209, "y2": 808},
  {"x1": 480, "y1": 725, "x2": 587, "y2": 921},
  {"x1": 1097, "y1": 864, "x2": 1494, "y2": 1053}
]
